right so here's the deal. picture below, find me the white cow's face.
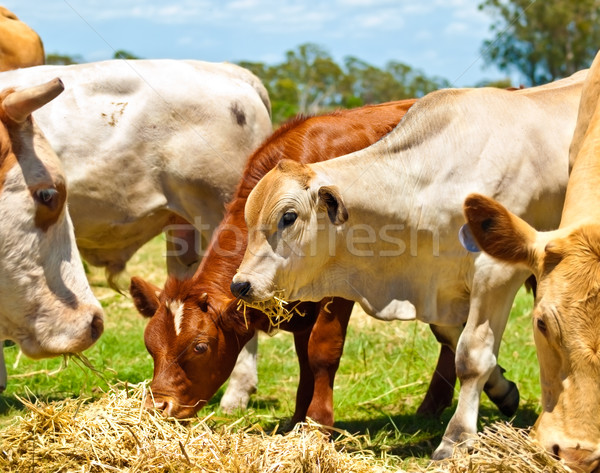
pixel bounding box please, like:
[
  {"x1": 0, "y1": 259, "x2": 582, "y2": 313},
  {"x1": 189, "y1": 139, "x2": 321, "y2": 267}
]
[
  {"x1": 232, "y1": 159, "x2": 347, "y2": 303},
  {"x1": 0, "y1": 80, "x2": 103, "y2": 359}
]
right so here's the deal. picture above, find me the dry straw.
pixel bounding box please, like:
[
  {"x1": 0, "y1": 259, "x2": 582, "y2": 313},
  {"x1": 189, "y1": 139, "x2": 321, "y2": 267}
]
[
  {"x1": 428, "y1": 422, "x2": 571, "y2": 473},
  {"x1": 237, "y1": 291, "x2": 305, "y2": 329},
  {"x1": 0, "y1": 382, "x2": 396, "y2": 473}
]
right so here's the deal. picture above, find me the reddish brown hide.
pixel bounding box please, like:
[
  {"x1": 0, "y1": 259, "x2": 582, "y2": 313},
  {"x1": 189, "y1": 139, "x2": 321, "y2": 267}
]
[{"x1": 130, "y1": 99, "x2": 457, "y2": 423}]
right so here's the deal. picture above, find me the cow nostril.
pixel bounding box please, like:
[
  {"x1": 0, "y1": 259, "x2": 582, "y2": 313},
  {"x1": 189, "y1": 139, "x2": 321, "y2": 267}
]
[
  {"x1": 552, "y1": 444, "x2": 560, "y2": 457},
  {"x1": 230, "y1": 281, "x2": 251, "y2": 298},
  {"x1": 90, "y1": 312, "x2": 104, "y2": 341}
]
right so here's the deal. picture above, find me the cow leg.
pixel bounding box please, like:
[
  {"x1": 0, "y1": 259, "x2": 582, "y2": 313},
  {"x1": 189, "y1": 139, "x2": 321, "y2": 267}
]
[
  {"x1": 290, "y1": 327, "x2": 314, "y2": 425},
  {"x1": 416, "y1": 324, "x2": 461, "y2": 417},
  {"x1": 165, "y1": 216, "x2": 201, "y2": 280},
  {"x1": 304, "y1": 297, "x2": 354, "y2": 427},
  {"x1": 219, "y1": 333, "x2": 259, "y2": 412},
  {"x1": 432, "y1": 257, "x2": 527, "y2": 460},
  {"x1": 0, "y1": 341, "x2": 6, "y2": 393}
]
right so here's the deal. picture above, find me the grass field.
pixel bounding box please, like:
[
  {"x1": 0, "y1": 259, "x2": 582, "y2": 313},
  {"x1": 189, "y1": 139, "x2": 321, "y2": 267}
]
[{"x1": 0, "y1": 234, "x2": 541, "y2": 470}]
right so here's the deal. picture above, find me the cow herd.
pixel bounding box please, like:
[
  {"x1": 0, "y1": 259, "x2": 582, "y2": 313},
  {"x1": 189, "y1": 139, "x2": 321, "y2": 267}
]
[{"x1": 3, "y1": 7, "x2": 600, "y2": 472}]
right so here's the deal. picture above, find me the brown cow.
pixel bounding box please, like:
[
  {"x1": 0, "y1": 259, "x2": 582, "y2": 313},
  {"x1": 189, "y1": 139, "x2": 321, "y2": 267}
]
[
  {"x1": 129, "y1": 100, "x2": 470, "y2": 423},
  {"x1": 0, "y1": 7, "x2": 44, "y2": 71},
  {"x1": 463, "y1": 52, "x2": 600, "y2": 472}
]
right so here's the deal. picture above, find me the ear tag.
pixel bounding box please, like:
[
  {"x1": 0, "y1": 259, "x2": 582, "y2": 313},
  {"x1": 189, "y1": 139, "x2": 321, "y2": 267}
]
[{"x1": 459, "y1": 224, "x2": 480, "y2": 253}]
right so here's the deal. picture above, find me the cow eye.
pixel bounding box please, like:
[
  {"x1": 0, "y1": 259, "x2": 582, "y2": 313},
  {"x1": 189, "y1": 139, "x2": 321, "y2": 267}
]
[
  {"x1": 194, "y1": 342, "x2": 208, "y2": 355},
  {"x1": 34, "y1": 188, "x2": 58, "y2": 208},
  {"x1": 279, "y1": 211, "x2": 298, "y2": 229},
  {"x1": 536, "y1": 317, "x2": 547, "y2": 335}
]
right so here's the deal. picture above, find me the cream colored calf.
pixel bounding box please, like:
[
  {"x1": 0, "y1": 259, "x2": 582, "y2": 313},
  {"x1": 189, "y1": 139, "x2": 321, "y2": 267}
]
[
  {"x1": 463, "y1": 50, "x2": 600, "y2": 473},
  {"x1": 234, "y1": 70, "x2": 586, "y2": 459}
]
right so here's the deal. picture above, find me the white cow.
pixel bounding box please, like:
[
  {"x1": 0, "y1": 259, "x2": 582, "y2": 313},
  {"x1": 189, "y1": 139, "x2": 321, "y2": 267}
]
[
  {"x1": 232, "y1": 70, "x2": 586, "y2": 458},
  {"x1": 0, "y1": 60, "x2": 273, "y2": 410},
  {"x1": 0, "y1": 79, "x2": 103, "y2": 386}
]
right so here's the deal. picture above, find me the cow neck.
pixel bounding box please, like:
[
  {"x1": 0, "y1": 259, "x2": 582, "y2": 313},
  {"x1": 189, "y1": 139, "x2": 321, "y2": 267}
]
[
  {"x1": 561, "y1": 86, "x2": 600, "y2": 228},
  {"x1": 188, "y1": 119, "x2": 311, "y2": 320}
]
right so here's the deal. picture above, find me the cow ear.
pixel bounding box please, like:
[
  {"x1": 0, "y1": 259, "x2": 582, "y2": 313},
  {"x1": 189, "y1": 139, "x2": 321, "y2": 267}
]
[
  {"x1": 198, "y1": 292, "x2": 209, "y2": 312},
  {"x1": 318, "y1": 185, "x2": 348, "y2": 225},
  {"x1": 129, "y1": 276, "x2": 161, "y2": 318},
  {"x1": 463, "y1": 193, "x2": 543, "y2": 270}
]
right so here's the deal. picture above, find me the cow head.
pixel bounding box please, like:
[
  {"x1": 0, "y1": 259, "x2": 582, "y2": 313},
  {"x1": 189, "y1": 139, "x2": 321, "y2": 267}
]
[
  {"x1": 0, "y1": 79, "x2": 104, "y2": 359},
  {"x1": 464, "y1": 193, "x2": 600, "y2": 472},
  {"x1": 232, "y1": 159, "x2": 347, "y2": 303},
  {"x1": 130, "y1": 276, "x2": 254, "y2": 418}
]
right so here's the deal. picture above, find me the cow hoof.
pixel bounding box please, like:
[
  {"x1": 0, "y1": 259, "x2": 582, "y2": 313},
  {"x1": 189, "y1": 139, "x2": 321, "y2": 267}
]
[
  {"x1": 491, "y1": 380, "x2": 519, "y2": 417},
  {"x1": 431, "y1": 441, "x2": 454, "y2": 461}
]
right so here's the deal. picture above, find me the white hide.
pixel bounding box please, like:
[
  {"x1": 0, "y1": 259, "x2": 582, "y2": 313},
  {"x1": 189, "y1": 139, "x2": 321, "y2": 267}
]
[
  {"x1": 235, "y1": 70, "x2": 588, "y2": 458},
  {"x1": 0, "y1": 93, "x2": 103, "y2": 359}
]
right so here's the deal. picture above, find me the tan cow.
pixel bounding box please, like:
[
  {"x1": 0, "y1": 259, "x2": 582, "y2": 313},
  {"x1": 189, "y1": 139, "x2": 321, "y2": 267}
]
[
  {"x1": 463, "y1": 51, "x2": 600, "y2": 472},
  {"x1": 0, "y1": 79, "x2": 103, "y2": 387},
  {"x1": 0, "y1": 7, "x2": 44, "y2": 71},
  {"x1": 233, "y1": 70, "x2": 587, "y2": 459},
  {"x1": 0, "y1": 59, "x2": 272, "y2": 409}
]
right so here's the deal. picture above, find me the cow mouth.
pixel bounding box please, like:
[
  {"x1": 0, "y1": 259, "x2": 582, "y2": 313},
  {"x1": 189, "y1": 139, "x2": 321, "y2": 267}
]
[{"x1": 144, "y1": 391, "x2": 205, "y2": 419}]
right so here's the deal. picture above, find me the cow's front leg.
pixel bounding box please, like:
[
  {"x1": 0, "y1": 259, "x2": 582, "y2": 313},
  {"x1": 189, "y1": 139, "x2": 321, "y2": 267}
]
[
  {"x1": 220, "y1": 334, "x2": 259, "y2": 412},
  {"x1": 305, "y1": 297, "x2": 353, "y2": 427},
  {"x1": 164, "y1": 216, "x2": 202, "y2": 279},
  {"x1": 0, "y1": 341, "x2": 6, "y2": 393},
  {"x1": 417, "y1": 324, "x2": 462, "y2": 417},
  {"x1": 432, "y1": 259, "x2": 527, "y2": 460},
  {"x1": 290, "y1": 327, "x2": 314, "y2": 425}
]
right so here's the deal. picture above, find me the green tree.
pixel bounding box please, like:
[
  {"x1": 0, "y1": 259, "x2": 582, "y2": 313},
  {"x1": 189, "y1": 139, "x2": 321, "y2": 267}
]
[
  {"x1": 113, "y1": 50, "x2": 140, "y2": 60},
  {"x1": 46, "y1": 53, "x2": 82, "y2": 65},
  {"x1": 479, "y1": 0, "x2": 600, "y2": 85},
  {"x1": 238, "y1": 43, "x2": 450, "y2": 124}
]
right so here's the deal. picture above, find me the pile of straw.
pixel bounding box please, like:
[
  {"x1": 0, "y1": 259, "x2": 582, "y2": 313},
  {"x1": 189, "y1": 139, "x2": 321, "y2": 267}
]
[
  {"x1": 0, "y1": 382, "x2": 394, "y2": 473},
  {"x1": 433, "y1": 422, "x2": 571, "y2": 473}
]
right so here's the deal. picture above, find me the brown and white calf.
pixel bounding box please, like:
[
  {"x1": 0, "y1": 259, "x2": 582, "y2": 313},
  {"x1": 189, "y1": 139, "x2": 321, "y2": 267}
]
[
  {"x1": 233, "y1": 70, "x2": 586, "y2": 458},
  {"x1": 463, "y1": 50, "x2": 600, "y2": 473},
  {"x1": 0, "y1": 79, "x2": 103, "y2": 391}
]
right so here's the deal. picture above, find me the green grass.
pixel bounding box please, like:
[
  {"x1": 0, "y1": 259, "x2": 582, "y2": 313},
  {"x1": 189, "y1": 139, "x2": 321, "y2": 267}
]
[{"x1": 0, "y1": 235, "x2": 540, "y2": 470}]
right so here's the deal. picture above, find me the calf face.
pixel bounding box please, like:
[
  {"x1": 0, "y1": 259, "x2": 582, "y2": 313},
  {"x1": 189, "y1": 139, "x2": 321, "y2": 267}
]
[
  {"x1": 130, "y1": 276, "x2": 250, "y2": 418},
  {"x1": 233, "y1": 159, "x2": 346, "y2": 303},
  {"x1": 0, "y1": 79, "x2": 103, "y2": 359},
  {"x1": 464, "y1": 193, "x2": 600, "y2": 472}
]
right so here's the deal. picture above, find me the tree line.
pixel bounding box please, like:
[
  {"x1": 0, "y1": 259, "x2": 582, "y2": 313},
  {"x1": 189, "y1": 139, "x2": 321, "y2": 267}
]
[{"x1": 46, "y1": 1, "x2": 600, "y2": 124}]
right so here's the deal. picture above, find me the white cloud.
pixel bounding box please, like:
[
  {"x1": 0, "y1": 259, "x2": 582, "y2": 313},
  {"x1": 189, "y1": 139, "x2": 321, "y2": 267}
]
[{"x1": 445, "y1": 22, "x2": 468, "y2": 35}]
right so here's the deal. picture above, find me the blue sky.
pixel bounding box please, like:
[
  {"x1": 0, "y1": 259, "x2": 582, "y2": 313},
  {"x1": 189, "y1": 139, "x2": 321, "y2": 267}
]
[{"x1": 7, "y1": 0, "x2": 515, "y2": 87}]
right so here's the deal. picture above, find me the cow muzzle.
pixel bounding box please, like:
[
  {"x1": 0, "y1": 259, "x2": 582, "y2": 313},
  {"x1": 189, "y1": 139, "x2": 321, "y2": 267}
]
[
  {"x1": 555, "y1": 445, "x2": 600, "y2": 473},
  {"x1": 230, "y1": 280, "x2": 252, "y2": 300},
  {"x1": 145, "y1": 391, "x2": 203, "y2": 419}
]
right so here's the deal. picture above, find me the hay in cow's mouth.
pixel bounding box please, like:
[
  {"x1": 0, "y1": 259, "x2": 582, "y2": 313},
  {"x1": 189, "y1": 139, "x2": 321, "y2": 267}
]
[{"x1": 237, "y1": 292, "x2": 305, "y2": 329}]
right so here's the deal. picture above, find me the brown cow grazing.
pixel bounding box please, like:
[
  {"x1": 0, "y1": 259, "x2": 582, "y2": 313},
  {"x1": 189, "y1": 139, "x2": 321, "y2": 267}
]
[
  {"x1": 130, "y1": 100, "x2": 468, "y2": 423},
  {"x1": 0, "y1": 7, "x2": 44, "y2": 71},
  {"x1": 463, "y1": 51, "x2": 600, "y2": 472}
]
